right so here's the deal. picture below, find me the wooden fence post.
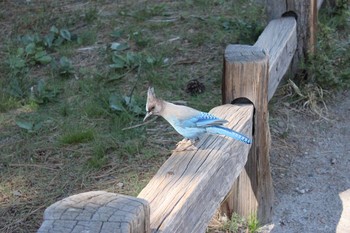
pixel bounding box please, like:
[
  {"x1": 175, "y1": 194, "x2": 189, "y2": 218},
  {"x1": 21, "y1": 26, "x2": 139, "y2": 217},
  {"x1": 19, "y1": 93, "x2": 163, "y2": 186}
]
[
  {"x1": 221, "y1": 45, "x2": 273, "y2": 224},
  {"x1": 264, "y1": 0, "x2": 318, "y2": 71}
]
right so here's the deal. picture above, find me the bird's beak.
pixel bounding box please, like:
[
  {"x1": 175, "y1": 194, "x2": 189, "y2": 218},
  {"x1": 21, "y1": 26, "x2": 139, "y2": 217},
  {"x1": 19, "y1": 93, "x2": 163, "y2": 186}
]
[{"x1": 143, "y1": 111, "x2": 152, "y2": 122}]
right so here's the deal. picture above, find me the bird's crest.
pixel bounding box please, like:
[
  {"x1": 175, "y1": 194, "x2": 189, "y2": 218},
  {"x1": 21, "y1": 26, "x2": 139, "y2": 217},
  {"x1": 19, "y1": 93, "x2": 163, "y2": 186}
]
[
  {"x1": 144, "y1": 86, "x2": 161, "y2": 121},
  {"x1": 146, "y1": 86, "x2": 157, "y2": 110}
]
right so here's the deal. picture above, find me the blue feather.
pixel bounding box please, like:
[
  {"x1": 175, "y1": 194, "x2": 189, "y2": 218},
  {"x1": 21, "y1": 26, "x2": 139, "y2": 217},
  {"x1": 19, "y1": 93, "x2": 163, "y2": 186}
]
[
  {"x1": 184, "y1": 112, "x2": 228, "y2": 127},
  {"x1": 177, "y1": 112, "x2": 251, "y2": 144},
  {"x1": 206, "y1": 126, "x2": 252, "y2": 144}
]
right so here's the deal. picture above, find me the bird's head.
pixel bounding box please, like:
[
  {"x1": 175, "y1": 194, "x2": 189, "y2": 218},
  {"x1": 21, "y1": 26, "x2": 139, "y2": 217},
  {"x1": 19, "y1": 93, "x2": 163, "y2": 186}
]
[{"x1": 144, "y1": 87, "x2": 163, "y2": 121}]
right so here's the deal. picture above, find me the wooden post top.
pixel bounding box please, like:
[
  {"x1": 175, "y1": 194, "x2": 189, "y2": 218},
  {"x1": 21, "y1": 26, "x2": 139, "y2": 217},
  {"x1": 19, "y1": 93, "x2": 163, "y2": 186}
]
[{"x1": 225, "y1": 45, "x2": 267, "y2": 63}]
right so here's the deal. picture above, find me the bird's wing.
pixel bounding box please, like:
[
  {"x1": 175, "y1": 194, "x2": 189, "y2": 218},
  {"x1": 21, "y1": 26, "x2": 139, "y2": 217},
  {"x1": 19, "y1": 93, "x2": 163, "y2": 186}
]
[{"x1": 182, "y1": 112, "x2": 228, "y2": 127}]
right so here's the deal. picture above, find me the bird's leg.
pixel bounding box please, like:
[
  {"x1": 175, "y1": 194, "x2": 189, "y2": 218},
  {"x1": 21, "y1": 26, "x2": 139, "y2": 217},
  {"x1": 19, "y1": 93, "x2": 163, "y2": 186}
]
[{"x1": 173, "y1": 138, "x2": 197, "y2": 152}]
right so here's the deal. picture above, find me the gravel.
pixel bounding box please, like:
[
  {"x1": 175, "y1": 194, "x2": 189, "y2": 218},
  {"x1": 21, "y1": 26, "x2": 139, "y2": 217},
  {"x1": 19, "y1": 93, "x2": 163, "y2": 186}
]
[{"x1": 261, "y1": 91, "x2": 350, "y2": 233}]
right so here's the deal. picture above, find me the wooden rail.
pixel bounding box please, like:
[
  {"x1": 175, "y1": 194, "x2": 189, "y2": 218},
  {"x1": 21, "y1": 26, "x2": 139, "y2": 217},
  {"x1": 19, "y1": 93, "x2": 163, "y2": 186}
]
[
  {"x1": 38, "y1": 0, "x2": 328, "y2": 232},
  {"x1": 138, "y1": 104, "x2": 253, "y2": 232}
]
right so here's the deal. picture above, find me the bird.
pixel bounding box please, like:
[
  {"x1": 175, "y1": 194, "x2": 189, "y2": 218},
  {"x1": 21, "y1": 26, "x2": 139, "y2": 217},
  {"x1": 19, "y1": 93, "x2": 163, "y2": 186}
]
[{"x1": 143, "y1": 87, "x2": 252, "y2": 150}]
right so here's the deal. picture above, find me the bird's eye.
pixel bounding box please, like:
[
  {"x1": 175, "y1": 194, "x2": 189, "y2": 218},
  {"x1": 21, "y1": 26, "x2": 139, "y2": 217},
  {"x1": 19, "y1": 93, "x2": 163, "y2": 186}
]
[{"x1": 149, "y1": 106, "x2": 155, "y2": 112}]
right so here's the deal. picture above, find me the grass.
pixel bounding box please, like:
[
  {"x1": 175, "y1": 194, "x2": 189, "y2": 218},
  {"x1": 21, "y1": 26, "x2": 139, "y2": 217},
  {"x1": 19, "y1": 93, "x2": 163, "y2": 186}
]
[
  {"x1": 208, "y1": 212, "x2": 259, "y2": 233},
  {"x1": 0, "y1": 0, "x2": 348, "y2": 232},
  {"x1": 2, "y1": 1, "x2": 266, "y2": 231},
  {"x1": 274, "y1": 2, "x2": 350, "y2": 118},
  {"x1": 60, "y1": 129, "x2": 95, "y2": 144}
]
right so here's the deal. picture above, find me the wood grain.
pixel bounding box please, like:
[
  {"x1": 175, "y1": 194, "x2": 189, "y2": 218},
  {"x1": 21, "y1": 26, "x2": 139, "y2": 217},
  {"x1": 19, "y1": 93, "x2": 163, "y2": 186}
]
[
  {"x1": 222, "y1": 45, "x2": 273, "y2": 224},
  {"x1": 254, "y1": 17, "x2": 297, "y2": 101},
  {"x1": 38, "y1": 191, "x2": 150, "y2": 233},
  {"x1": 264, "y1": 0, "x2": 318, "y2": 72},
  {"x1": 138, "y1": 104, "x2": 253, "y2": 233}
]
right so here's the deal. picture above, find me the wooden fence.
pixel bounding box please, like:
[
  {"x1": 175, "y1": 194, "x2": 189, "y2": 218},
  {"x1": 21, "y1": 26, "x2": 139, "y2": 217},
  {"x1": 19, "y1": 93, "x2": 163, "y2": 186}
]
[{"x1": 38, "y1": 0, "x2": 327, "y2": 232}]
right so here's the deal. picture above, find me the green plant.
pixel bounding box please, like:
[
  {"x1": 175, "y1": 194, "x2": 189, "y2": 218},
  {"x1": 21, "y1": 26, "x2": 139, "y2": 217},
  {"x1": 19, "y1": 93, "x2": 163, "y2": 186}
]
[
  {"x1": 247, "y1": 214, "x2": 259, "y2": 233},
  {"x1": 109, "y1": 93, "x2": 143, "y2": 116},
  {"x1": 0, "y1": 94, "x2": 20, "y2": 112},
  {"x1": 110, "y1": 51, "x2": 141, "y2": 70},
  {"x1": 129, "y1": 4, "x2": 167, "y2": 21},
  {"x1": 58, "y1": 56, "x2": 75, "y2": 76},
  {"x1": 15, "y1": 113, "x2": 46, "y2": 133},
  {"x1": 130, "y1": 31, "x2": 151, "y2": 48},
  {"x1": 60, "y1": 129, "x2": 95, "y2": 144},
  {"x1": 303, "y1": 5, "x2": 350, "y2": 89},
  {"x1": 30, "y1": 79, "x2": 60, "y2": 104},
  {"x1": 0, "y1": 1, "x2": 280, "y2": 232},
  {"x1": 221, "y1": 213, "x2": 245, "y2": 232},
  {"x1": 84, "y1": 7, "x2": 98, "y2": 23},
  {"x1": 87, "y1": 142, "x2": 107, "y2": 169}
]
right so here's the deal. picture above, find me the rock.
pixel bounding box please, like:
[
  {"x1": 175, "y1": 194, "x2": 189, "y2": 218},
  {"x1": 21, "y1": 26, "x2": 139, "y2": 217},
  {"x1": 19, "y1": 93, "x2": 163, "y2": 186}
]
[{"x1": 330, "y1": 158, "x2": 336, "y2": 165}]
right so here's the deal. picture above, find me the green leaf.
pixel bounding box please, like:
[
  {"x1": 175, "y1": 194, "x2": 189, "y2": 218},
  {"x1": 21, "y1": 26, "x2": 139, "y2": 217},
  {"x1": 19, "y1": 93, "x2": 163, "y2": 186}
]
[
  {"x1": 15, "y1": 119, "x2": 34, "y2": 131},
  {"x1": 36, "y1": 79, "x2": 45, "y2": 95},
  {"x1": 37, "y1": 55, "x2": 52, "y2": 64},
  {"x1": 59, "y1": 56, "x2": 74, "y2": 74},
  {"x1": 126, "y1": 52, "x2": 138, "y2": 66},
  {"x1": 35, "y1": 50, "x2": 46, "y2": 58},
  {"x1": 123, "y1": 95, "x2": 143, "y2": 115},
  {"x1": 43, "y1": 33, "x2": 55, "y2": 48},
  {"x1": 59, "y1": 56, "x2": 72, "y2": 67},
  {"x1": 33, "y1": 121, "x2": 43, "y2": 131},
  {"x1": 17, "y1": 47, "x2": 24, "y2": 56},
  {"x1": 110, "y1": 42, "x2": 129, "y2": 51},
  {"x1": 50, "y1": 25, "x2": 59, "y2": 34},
  {"x1": 21, "y1": 34, "x2": 34, "y2": 44},
  {"x1": 35, "y1": 51, "x2": 52, "y2": 64},
  {"x1": 110, "y1": 55, "x2": 126, "y2": 69},
  {"x1": 25, "y1": 42, "x2": 36, "y2": 55},
  {"x1": 146, "y1": 56, "x2": 156, "y2": 64},
  {"x1": 110, "y1": 29, "x2": 123, "y2": 38},
  {"x1": 77, "y1": 36, "x2": 83, "y2": 45},
  {"x1": 8, "y1": 56, "x2": 26, "y2": 69},
  {"x1": 109, "y1": 94, "x2": 124, "y2": 111},
  {"x1": 109, "y1": 63, "x2": 124, "y2": 69},
  {"x1": 60, "y1": 29, "x2": 71, "y2": 41},
  {"x1": 53, "y1": 36, "x2": 64, "y2": 47}
]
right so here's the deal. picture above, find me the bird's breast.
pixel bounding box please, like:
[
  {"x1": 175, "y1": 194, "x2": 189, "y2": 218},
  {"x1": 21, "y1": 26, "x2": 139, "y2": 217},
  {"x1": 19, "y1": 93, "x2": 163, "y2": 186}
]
[{"x1": 165, "y1": 116, "x2": 205, "y2": 139}]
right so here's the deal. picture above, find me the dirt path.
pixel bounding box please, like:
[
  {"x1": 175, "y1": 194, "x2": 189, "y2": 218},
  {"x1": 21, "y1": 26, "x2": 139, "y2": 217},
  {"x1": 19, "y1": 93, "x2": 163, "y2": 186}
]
[{"x1": 261, "y1": 91, "x2": 350, "y2": 232}]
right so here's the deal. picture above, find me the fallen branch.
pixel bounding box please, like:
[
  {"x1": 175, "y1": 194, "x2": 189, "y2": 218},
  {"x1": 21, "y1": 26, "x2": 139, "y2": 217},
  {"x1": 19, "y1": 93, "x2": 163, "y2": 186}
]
[
  {"x1": 9, "y1": 163, "x2": 59, "y2": 171},
  {"x1": 122, "y1": 116, "x2": 158, "y2": 131}
]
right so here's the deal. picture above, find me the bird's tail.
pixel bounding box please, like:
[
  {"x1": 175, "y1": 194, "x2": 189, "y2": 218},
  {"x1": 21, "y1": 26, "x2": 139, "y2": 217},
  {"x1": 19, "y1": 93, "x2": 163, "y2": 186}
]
[{"x1": 207, "y1": 126, "x2": 252, "y2": 144}]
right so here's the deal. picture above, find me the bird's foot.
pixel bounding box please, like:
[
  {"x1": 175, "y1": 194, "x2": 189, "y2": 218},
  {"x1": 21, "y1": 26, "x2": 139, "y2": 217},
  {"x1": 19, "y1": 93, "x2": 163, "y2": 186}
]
[{"x1": 173, "y1": 139, "x2": 197, "y2": 152}]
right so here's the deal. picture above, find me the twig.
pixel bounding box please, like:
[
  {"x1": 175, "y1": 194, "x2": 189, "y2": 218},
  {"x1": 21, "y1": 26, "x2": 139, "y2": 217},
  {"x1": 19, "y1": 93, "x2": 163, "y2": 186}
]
[
  {"x1": 9, "y1": 163, "x2": 59, "y2": 171},
  {"x1": 128, "y1": 64, "x2": 142, "y2": 104},
  {"x1": 2, "y1": 205, "x2": 46, "y2": 231},
  {"x1": 106, "y1": 65, "x2": 138, "y2": 83},
  {"x1": 91, "y1": 164, "x2": 121, "y2": 179},
  {"x1": 122, "y1": 116, "x2": 158, "y2": 131}
]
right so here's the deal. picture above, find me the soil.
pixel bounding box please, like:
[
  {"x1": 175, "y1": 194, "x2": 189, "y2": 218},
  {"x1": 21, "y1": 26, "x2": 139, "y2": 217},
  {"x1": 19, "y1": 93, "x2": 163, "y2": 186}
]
[{"x1": 261, "y1": 90, "x2": 350, "y2": 233}]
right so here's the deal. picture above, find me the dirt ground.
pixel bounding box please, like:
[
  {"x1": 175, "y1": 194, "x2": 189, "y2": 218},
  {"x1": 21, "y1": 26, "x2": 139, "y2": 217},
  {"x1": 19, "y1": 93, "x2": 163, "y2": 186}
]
[{"x1": 261, "y1": 90, "x2": 350, "y2": 233}]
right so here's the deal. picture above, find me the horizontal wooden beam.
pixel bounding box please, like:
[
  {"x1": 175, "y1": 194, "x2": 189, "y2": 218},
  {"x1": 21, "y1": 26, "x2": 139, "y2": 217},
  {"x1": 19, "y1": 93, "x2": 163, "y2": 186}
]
[
  {"x1": 38, "y1": 191, "x2": 150, "y2": 233},
  {"x1": 138, "y1": 104, "x2": 253, "y2": 233},
  {"x1": 264, "y1": 0, "x2": 317, "y2": 72},
  {"x1": 254, "y1": 17, "x2": 297, "y2": 101}
]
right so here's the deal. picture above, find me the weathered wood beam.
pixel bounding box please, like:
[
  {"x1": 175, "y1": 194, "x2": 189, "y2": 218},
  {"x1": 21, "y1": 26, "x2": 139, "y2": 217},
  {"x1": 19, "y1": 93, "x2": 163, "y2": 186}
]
[
  {"x1": 254, "y1": 17, "x2": 297, "y2": 101},
  {"x1": 138, "y1": 104, "x2": 253, "y2": 233},
  {"x1": 264, "y1": 0, "x2": 318, "y2": 71},
  {"x1": 38, "y1": 191, "x2": 150, "y2": 233},
  {"x1": 222, "y1": 45, "x2": 273, "y2": 224}
]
